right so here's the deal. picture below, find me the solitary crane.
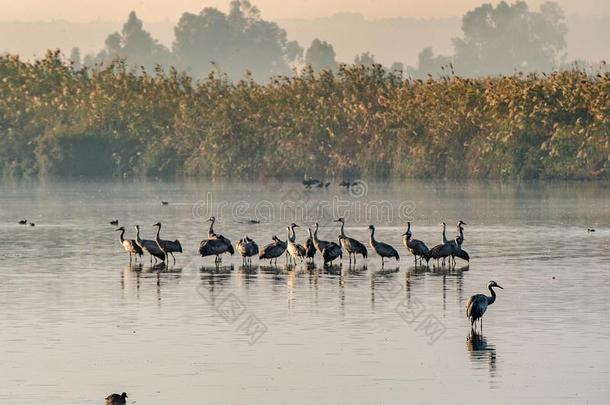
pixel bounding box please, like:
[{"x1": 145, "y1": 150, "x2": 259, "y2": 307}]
[
  {"x1": 259, "y1": 236, "x2": 286, "y2": 264},
  {"x1": 466, "y1": 281, "x2": 503, "y2": 333},
  {"x1": 402, "y1": 222, "x2": 430, "y2": 265},
  {"x1": 152, "y1": 222, "x2": 183, "y2": 265},
  {"x1": 368, "y1": 225, "x2": 399, "y2": 267},
  {"x1": 334, "y1": 217, "x2": 367, "y2": 264},
  {"x1": 286, "y1": 224, "x2": 306, "y2": 264},
  {"x1": 115, "y1": 227, "x2": 143, "y2": 263},
  {"x1": 235, "y1": 236, "x2": 259, "y2": 265},
  {"x1": 135, "y1": 224, "x2": 165, "y2": 264}
]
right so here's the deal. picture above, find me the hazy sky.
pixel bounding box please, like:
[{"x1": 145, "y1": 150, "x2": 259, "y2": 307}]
[{"x1": 1, "y1": 0, "x2": 608, "y2": 22}]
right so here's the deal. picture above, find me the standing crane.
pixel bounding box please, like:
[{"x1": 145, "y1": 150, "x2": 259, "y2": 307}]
[
  {"x1": 135, "y1": 224, "x2": 165, "y2": 264},
  {"x1": 466, "y1": 281, "x2": 503, "y2": 333},
  {"x1": 259, "y1": 236, "x2": 286, "y2": 264},
  {"x1": 402, "y1": 222, "x2": 430, "y2": 265},
  {"x1": 368, "y1": 225, "x2": 399, "y2": 267},
  {"x1": 199, "y1": 217, "x2": 234, "y2": 263},
  {"x1": 334, "y1": 217, "x2": 367, "y2": 264},
  {"x1": 304, "y1": 228, "x2": 316, "y2": 263},
  {"x1": 152, "y1": 222, "x2": 183, "y2": 265},
  {"x1": 235, "y1": 236, "x2": 259, "y2": 265},
  {"x1": 286, "y1": 224, "x2": 306, "y2": 265},
  {"x1": 115, "y1": 227, "x2": 143, "y2": 264}
]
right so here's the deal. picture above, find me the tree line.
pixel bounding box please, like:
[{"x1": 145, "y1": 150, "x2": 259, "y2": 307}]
[
  {"x1": 1, "y1": 51, "x2": 607, "y2": 179},
  {"x1": 69, "y1": 0, "x2": 575, "y2": 82}
]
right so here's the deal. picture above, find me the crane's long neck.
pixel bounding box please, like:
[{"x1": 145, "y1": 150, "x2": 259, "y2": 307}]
[
  {"x1": 369, "y1": 227, "x2": 376, "y2": 244},
  {"x1": 459, "y1": 225, "x2": 464, "y2": 241},
  {"x1": 340, "y1": 222, "x2": 346, "y2": 237},
  {"x1": 290, "y1": 225, "x2": 297, "y2": 242},
  {"x1": 287, "y1": 227, "x2": 293, "y2": 243},
  {"x1": 313, "y1": 224, "x2": 319, "y2": 242},
  {"x1": 407, "y1": 222, "x2": 411, "y2": 234},
  {"x1": 118, "y1": 229, "x2": 125, "y2": 243},
  {"x1": 487, "y1": 285, "x2": 497, "y2": 306},
  {"x1": 442, "y1": 223, "x2": 448, "y2": 244},
  {"x1": 135, "y1": 227, "x2": 141, "y2": 243},
  {"x1": 208, "y1": 218, "x2": 215, "y2": 236},
  {"x1": 155, "y1": 225, "x2": 161, "y2": 242}
]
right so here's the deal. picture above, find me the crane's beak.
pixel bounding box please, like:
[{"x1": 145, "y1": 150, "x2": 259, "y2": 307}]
[
  {"x1": 497, "y1": 284, "x2": 504, "y2": 289},
  {"x1": 114, "y1": 228, "x2": 121, "y2": 231}
]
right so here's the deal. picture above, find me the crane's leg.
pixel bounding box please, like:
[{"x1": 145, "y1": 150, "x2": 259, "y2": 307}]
[{"x1": 171, "y1": 252, "x2": 176, "y2": 265}]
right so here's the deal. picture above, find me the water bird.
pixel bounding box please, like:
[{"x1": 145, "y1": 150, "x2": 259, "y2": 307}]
[
  {"x1": 321, "y1": 241, "x2": 342, "y2": 265},
  {"x1": 109, "y1": 219, "x2": 119, "y2": 226},
  {"x1": 105, "y1": 392, "x2": 127, "y2": 405},
  {"x1": 286, "y1": 224, "x2": 306, "y2": 264},
  {"x1": 235, "y1": 236, "x2": 259, "y2": 265},
  {"x1": 134, "y1": 225, "x2": 165, "y2": 264},
  {"x1": 428, "y1": 223, "x2": 453, "y2": 266},
  {"x1": 152, "y1": 222, "x2": 183, "y2": 265},
  {"x1": 312, "y1": 222, "x2": 331, "y2": 254},
  {"x1": 587, "y1": 228, "x2": 595, "y2": 232},
  {"x1": 368, "y1": 225, "x2": 399, "y2": 267},
  {"x1": 335, "y1": 217, "x2": 367, "y2": 264},
  {"x1": 466, "y1": 281, "x2": 503, "y2": 333},
  {"x1": 115, "y1": 227, "x2": 143, "y2": 263},
  {"x1": 18, "y1": 219, "x2": 27, "y2": 225},
  {"x1": 199, "y1": 217, "x2": 234, "y2": 262},
  {"x1": 258, "y1": 236, "x2": 287, "y2": 264},
  {"x1": 161, "y1": 201, "x2": 169, "y2": 206},
  {"x1": 29, "y1": 222, "x2": 35, "y2": 227},
  {"x1": 402, "y1": 222, "x2": 429, "y2": 265},
  {"x1": 302, "y1": 175, "x2": 322, "y2": 188},
  {"x1": 305, "y1": 228, "x2": 316, "y2": 262}
]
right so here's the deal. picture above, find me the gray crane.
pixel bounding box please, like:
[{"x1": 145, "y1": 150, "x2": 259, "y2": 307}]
[
  {"x1": 402, "y1": 221, "x2": 430, "y2": 265},
  {"x1": 312, "y1": 222, "x2": 331, "y2": 253},
  {"x1": 152, "y1": 222, "x2": 183, "y2": 265},
  {"x1": 259, "y1": 236, "x2": 286, "y2": 264},
  {"x1": 466, "y1": 281, "x2": 503, "y2": 333},
  {"x1": 334, "y1": 217, "x2": 367, "y2": 264},
  {"x1": 286, "y1": 224, "x2": 306, "y2": 264},
  {"x1": 115, "y1": 227, "x2": 143, "y2": 263},
  {"x1": 368, "y1": 225, "x2": 399, "y2": 267},
  {"x1": 135, "y1": 224, "x2": 165, "y2": 264},
  {"x1": 235, "y1": 236, "x2": 259, "y2": 265},
  {"x1": 428, "y1": 223, "x2": 453, "y2": 266},
  {"x1": 199, "y1": 217, "x2": 234, "y2": 263},
  {"x1": 305, "y1": 228, "x2": 316, "y2": 263}
]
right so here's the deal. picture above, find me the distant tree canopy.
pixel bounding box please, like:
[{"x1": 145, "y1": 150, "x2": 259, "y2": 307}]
[
  {"x1": 92, "y1": 11, "x2": 172, "y2": 70},
  {"x1": 354, "y1": 52, "x2": 376, "y2": 67},
  {"x1": 305, "y1": 39, "x2": 337, "y2": 71},
  {"x1": 173, "y1": 0, "x2": 300, "y2": 80},
  {"x1": 408, "y1": 1, "x2": 568, "y2": 78}
]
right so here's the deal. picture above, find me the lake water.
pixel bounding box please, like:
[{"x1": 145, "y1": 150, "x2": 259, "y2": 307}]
[{"x1": 0, "y1": 179, "x2": 608, "y2": 404}]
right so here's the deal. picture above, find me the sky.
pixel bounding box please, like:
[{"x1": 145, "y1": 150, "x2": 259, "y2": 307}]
[{"x1": 0, "y1": 0, "x2": 608, "y2": 22}]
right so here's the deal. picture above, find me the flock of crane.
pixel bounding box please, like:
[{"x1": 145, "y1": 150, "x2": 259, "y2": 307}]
[
  {"x1": 116, "y1": 216, "x2": 501, "y2": 333},
  {"x1": 116, "y1": 217, "x2": 470, "y2": 268}
]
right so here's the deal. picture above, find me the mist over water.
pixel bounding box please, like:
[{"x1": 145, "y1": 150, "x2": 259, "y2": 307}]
[{"x1": 0, "y1": 179, "x2": 608, "y2": 404}]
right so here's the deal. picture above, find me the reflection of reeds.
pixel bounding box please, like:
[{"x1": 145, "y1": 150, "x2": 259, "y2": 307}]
[{"x1": 1, "y1": 52, "x2": 607, "y2": 179}]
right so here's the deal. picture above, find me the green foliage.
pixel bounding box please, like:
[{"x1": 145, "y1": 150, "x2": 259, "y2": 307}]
[
  {"x1": 0, "y1": 51, "x2": 608, "y2": 180},
  {"x1": 305, "y1": 39, "x2": 337, "y2": 71}
]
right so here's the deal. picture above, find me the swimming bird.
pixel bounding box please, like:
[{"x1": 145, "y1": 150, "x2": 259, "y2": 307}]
[
  {"x1": 286, "y1": 224, "x2": 306, "y2": 265},
  {"x1": 368, "y1": 225, "x2": 399, "y2": 267},
  {"x1": 109, "y1": 219, "x2": 119, "y2": 226},
  {"x1": 29, "y1": 222, "x2": 35, "y2": 227},
  {"x1": 258, "y1": 236, "x2": 286, "y2": 264},
  {"x1": 402, "y1": 222, "x2": 429, "y2": 265},
  {"x1": 236, "y1": 236, "x2": 259, "y2": 265},
  {"x1": 304, "y1": 228, "x2": 316, "y2": 263},
  {"x1": 115, "y1": 227, "x2": 143, "y2": 263},
  {"x1": 161, "y1": 201, "x2": 169, "y2": 206},
  {"x1": 134, "y1": 225, "x2": 165, "y2": 264},
  {"x1": 335, "y1": 217, "x2": 367, "y2": 264},
  {"x1": 152, "y1": 222, "x2": 183, "y2": 265},
  {"x1": 312, "y1": 222, "x2": 331, "y2": 254},
  {"x1": 18, "y1": 219, "x2": 27, "y2": 225},
  {"x1": 466, "y1": 281, "x2": 503, "y2": 333},
  {"x1": 105, "y1": 392, "x2": 128, "y2": 405}
]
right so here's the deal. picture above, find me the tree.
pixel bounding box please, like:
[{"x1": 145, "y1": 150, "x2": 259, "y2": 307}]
[
  {"x1": 452, "y1": 1, "x2": 567, "y2": 75},
  {"x1": 91, "y1": 11, "x2": 172, "y2": 70},
  {"x1": 173, "y1": 0, "x2": 300, "y2": 80},
  {"x1": 406, "y1": 47, "x2": 452, "y2": 79},
  {"x1": 354, "y1": 52, "x2": 376, "y2": 66},
  {"x1": 69, "y1": 47, "x2": 81, "y2": 70},
  {"x1": 304, "y1": 39, "x2": 337, "y2": 71}
]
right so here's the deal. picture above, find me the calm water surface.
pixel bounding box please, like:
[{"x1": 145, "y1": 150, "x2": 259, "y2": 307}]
[{"x1": 0, "y1": 179, "x2": 608, "y2": 404}]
